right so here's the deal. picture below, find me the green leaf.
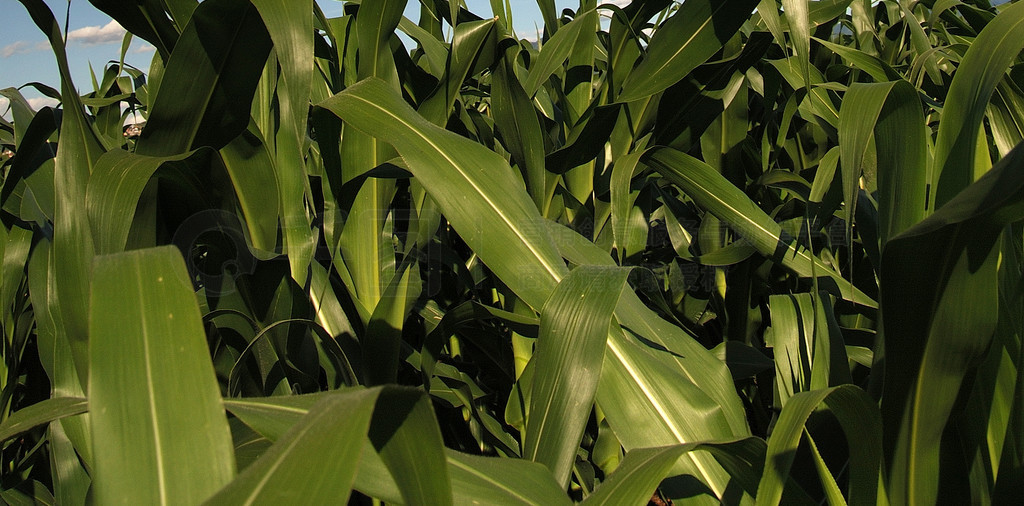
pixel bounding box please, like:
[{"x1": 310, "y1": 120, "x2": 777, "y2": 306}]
[
  {"x1": 446, "y1": 450, "x2": 572, "y2": 506},
  {"x1": 840, "y1": 80, "x2": 928, "y2": 249},
  {"x1": 225, "y1": 387, "x2": 452, "y2": 505},
  {"x1": 205, "y1": 389, "x2": 378, "y2": 504},
  {"x1": 318, "y1": 73, "x2": 748, "y2": 502},
  {"x1": 492, "y1": 53, "x2": 552, "y2": 213},
  {"x1": 524, "y1": 9, "x2": 598, "y2": 97},
  {"x1": 89, "y1": 246, "x2": 235, "y2": 504},
  {"x1": 545, "y1": 219, "x2": 751, "y2": 434},
  {"x1": 524, "y1": 265, "x2": 631, "y2": 488},
  {"x1": 251, "y1": 0, "x2": 316, "y2": 285},
  {"x1": 765, "y1": 293, "x2": 851, "y2": 407},
  {"x1": 584, "y1": 445, "x2": 688, "y2": 506},
  {"x1": 363, "y1": 261, "x2": 420, "y2": 385},
  {"x1": 756, "y1": 385, "x2": 882, "y2": 506},
  {"x1": 19, "y1": 0, "x2": 106, "y2": 385},
  {"x1": 933, "y1": 0, "x2": 1024, "y2": 209},
  {"x1": 87, "y1": 0, "x2": 180, "y2": 57},
  {"x1": 813, "y1": 37, "x2": 902, "y2": 83},
  {"x1": 584, "y1": 438, "x2": 765, "y2": 506},
  {"x1": 318, "y1": 77, "x2": 568, "y2": 311},
  {"x1": 367, "y1": 387, "x2": 453, "y2": 505},
  {"x1": 0, "y1": 397, "x2": 87, "y2": 444},
  {"x1": 616, "y1": 0, "x2": 760, "y2": 102},
  {"x1": 881, "y1": 141, "x2": 1024, "y2": 506},
  {"x1": 135, "y1": 0, "x2": 272, "y2": 156},
  {"x1": 642, "y1": 146, "x2": 876, "y2": 308},
  {"x1": 419, "y1": 18, "x2": 497, "y2": 124},
  {"x1": 86, "y1": 149, "x2": 205, "y2": 254},
  {"x1": 217, "y1": 128, "x2": 282, "y2": 254}
]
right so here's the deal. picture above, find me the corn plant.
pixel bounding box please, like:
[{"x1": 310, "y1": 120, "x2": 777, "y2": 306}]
[{"x1": 1, "y1": 0, "x2": 1022, "y2": 503}]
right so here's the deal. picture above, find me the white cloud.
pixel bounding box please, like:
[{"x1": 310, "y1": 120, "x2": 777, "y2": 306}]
[
  {"x1": 27, "y1": 97, "x2": 60, "y2": 110},
  {"x1": 1, "y1": 40, "x2": 47, "y2": 58},
  {"x1": 131, "y1": 44, "x2": 156, "y2": 54},
  {"x1": 67, "y1": 20, "x2": 126, "y2": 46},
  {"x1": 0, "y1": 97, "x2": 10, "y2": 121}
]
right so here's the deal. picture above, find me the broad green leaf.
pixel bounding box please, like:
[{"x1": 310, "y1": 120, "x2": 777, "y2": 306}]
[
  {"x1": 870, "y1": 81, "x2": 929, "y2": 246},
  {"x1": 544, "y1": 219, "x2": 751, "y2": 436},
  {"x1": 493, "y1": 53, "x2": 552, "y2": 214},
  {"x1": 756, "y1": 385, "x2": 881, "y2": 506},
  {"x1": 86, "y1": 149, "x2": 204, "y2": 254},
  {"x1": 419, "y1": 18, "x2": 497, "y2": 125},
  {"x1": 363, "y1": 261, "x2": 420, "y2": 385},
  {"x1": 814, "y1": 37, "x2": 902, "y2": 83},
  {"x1": 251, "y1": 0, "x2": 312, "y2": 135},
  {"x1": 204, "y1": 389, "x2": 378, "y2": 504},
  {"x1": 642, "y1": 146, "x2": 876, "y2": 308},
  {"x1": 0, "y1": 88, "x2": 37, "y2": 145},
  {"x1": 583, "y1": 445, "x2": 688, "y2": 506},
  {"x1": 899, "y1": 1, "x2": 941, "y2": 85},
  {"x1": 565, "y1": 0, "x2": 598, "y2": 125},
  {"x1": 367, "y1": 387, "x2": 453, "y2": 506},
  {"x1": 0, "y1": 397, "x2": 86, "y2": 444},
  {"x1": 616, "y1": 0, "x2": 760, "y2": 102},
  {"x1": 250, "y1": 0, "x2": 316, "y2": 285},
  {"x1": 28, "y1": 241, "x2": 93, "y2": 469},
  {"x1": 933, "y1": 0, "x2": 1024, "y2": 209},
  {"x1": 809, "y1": 146, "x2": 839, "y2": 204},
  {"x1": 334, "y1": 0, "x2": 406, "y2": 307},
  {"x1": 48, "y1": 419, "x2": 91, "y2": 506},
  {"x1": 135, "y1": 0, "x2": 272, "y2": 156},
  {"x1": 226, "y1": 387, "x2": 452, "y2": 505},
  {"x1": 881, "y1": 142, "x2": 1024, "y2": 506},
  {"x1": 356, "y1": 0, "x2": 406, "y2": 81},
  {"x1": 1, "y1": 225, "x2": 31, "y2": 321},
  {"x1": 446, "y1": 450, "x2": 572, "y2": 506},
  {"x1": 988, "y1": 79, "x2": 1024, "y2": 157},
  {"x1": 840, "y1": 80, "x2": 929, "y2": 250},
  {"x1": 597, "y1": 331, "x2": 738, "y2": 500},
  {"x1": 318, "y1": 77, "x2": 568, "y2": 311},
  {"x1": 584, "y1": 438, "x2": 765, "y2": 506},
  {"x1": 217, "y1": 128, "x2": 282, "y2": 254},
  {"x1": 397, "y1": 16, "x2": 448, "y2": 76},
  {"x1": 225, "y1": 394, "x2": 565, "y2": 505},
  {"x1": 19, "y1": 0, "x2": 106, "y2": 384},
  {"x1": 524, "y1": 265, "x2": 630, "y2": 488},
  {"x1": 524, "y1": 9, "x2": 598, "y2": 97},
  {"x1": 610, "y1": 151, "x2": 645, "y2": 262},
  {"x1": 90, "y1": 246, "x2": 235, "y2": 504},
  {"x1": 781, "y1": 0, "x2": 810, "y2": 92},
  {"x1": 535, "y1": 0, "x2": 559, "y2": 35},
  {"x1": 223, "y1": 393, "x2": 327, "y2": 442}
]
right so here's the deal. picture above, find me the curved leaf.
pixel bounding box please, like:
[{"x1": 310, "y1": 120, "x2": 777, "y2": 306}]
[
  {"x1": 756, "y1": 385, "x2": 882, "y2": 506},
  {"x1": 135, "y1": 0, "x2": 272, "y2": 156},
  {"x1": 617, "y1": 0, "x2": 760, "y2": 102},
  {"x1": 881, "y1": 141, "x2": 1024, "y2": 506},
  {"x1": 204, "y1": 388, "x2": 378, "y2": 504},
  {"x1": 643, "y1": 146, "x2": 876, "y2": 308},
  {"x1": 933, "y1": 0, "x2": 1024, "y2": 209},
  {"x1": 318, "y1": 77, "x2": 567, "y2": 311}
]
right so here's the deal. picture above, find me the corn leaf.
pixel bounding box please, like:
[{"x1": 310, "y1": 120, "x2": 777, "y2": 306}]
[
  {"x1": 89, "y1": 246, "x2": 235, "y2": 504},
  {"x1": 524, "y1": 265, "x2": 630, "y2": 487}
]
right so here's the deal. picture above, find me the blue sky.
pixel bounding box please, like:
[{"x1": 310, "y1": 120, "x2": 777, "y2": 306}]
[{"x1": 1, "y1": 0, "x2": 592, "y2": 116}]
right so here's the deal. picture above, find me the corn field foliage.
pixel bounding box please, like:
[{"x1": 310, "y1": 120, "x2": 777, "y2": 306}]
[{"x1": 1, "y1": 0, "x2": 1023, "y2": 503}]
